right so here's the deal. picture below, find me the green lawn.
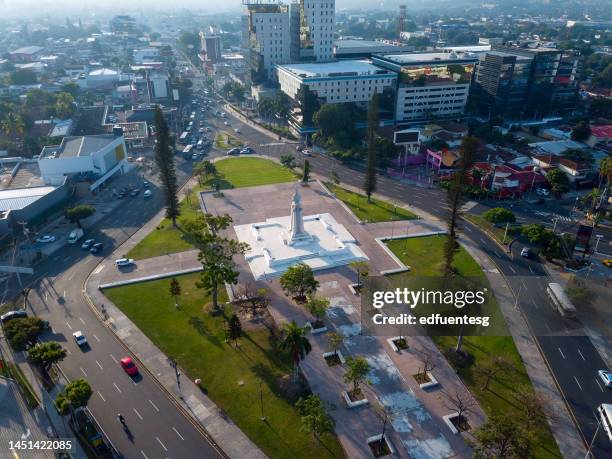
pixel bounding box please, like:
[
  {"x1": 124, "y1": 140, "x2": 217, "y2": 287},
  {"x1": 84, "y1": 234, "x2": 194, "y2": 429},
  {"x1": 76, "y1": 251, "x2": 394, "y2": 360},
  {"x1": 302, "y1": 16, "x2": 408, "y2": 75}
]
[
  {"x1": 327, "y1": 184, "x2": 418, "y2": 222},
  {"x1": 386, "y1": 235, "x2": 561, "y2": 458},
  {"x1": 127, "y1": 158, "x2": 296, "y2": 260},
  {"x1": 104, "y1": 275, "x2": 345, "y2": 459},
  {"x1": 214, "y1": 131, "x2": 242, "y2": 150},
  {"x1": 464, "y1": 214, "x2": 522, "y2": 246}
]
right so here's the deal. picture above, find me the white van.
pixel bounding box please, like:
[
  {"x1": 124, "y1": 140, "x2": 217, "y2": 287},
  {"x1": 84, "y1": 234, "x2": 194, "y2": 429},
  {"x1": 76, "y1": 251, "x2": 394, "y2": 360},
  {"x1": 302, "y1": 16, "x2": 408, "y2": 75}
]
[
  {"x1": 598, "y1": 404, "x2": 612, "y2": 442},
  {"x1": 67, "y1": 228, "x2": 84, "y2": 244}
]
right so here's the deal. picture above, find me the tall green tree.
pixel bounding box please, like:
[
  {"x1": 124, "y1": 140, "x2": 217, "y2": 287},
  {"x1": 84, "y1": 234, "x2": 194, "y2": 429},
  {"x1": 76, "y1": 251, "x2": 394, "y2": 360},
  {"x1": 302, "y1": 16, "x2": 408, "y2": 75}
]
[
  {"x1": 570, "y1": 120, "x2": 591, "y2": 141},
  {"x1": 306, "y1": 296, "x2": 329, "y2": 326},
  {"x1": 364, "y1": 91, "x2": 379, "y2": 202},
  {"x1": 344, "y1": 357, "x2": 370, "y2": 398},
  {"x1": 154, "y1": 108, "x2": 180, "y2": 226},
  {"x1": 193, "y1": 214, "x2": 249, "y2": 313},
  {"x1": 28, "y1": 341, "x2": 67, "y2": 373},
  {"x1": 228, "y1": 314, "x2": 242, "y2": 346},
  {"x1": 0, "y1": 112, "x2": 25, "y2": 139},
  {"x1": 169, "y1": 278, "x2": 181, "y2": 309},
  {"x1": 295, "y1": 394, "x2": 335, "y2": 439},
  {"x1": 280, "y1": 320, "x2": 312, "y2": 382},
  {"x1": 546, "y1": 169, "x2": 570, "y2": 197},
  {"x1": 279, "y1": 263, "x2": 319, "y2": 301},
  {"x1": 473, "y1": 415, "x2": 532, "y2": 458},
  {"x1": 65, "y1": 204, "x2": 95, "y2": 228},
  {"x1": 4, "y1": 317, "x2": 46, "y2": 351}
]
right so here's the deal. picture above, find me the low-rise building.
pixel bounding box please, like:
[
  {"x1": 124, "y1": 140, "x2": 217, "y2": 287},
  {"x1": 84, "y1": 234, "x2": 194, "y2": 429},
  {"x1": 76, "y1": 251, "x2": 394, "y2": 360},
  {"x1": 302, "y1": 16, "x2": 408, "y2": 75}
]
[
  {"x1": 9, "y1": 46, "x2": 45, "y2": 63},
  {"x1": 333, "y1": 38, "x2": 412, "y2": 59}
]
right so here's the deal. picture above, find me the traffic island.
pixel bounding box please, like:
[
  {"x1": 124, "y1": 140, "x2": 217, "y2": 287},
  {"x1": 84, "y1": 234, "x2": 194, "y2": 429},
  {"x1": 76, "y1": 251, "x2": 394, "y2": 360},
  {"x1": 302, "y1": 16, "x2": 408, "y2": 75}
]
[
  {"x1": 386, "y1": 336, "x2": 409, "y2": 353},
  {"x1": 366, "y1": 434, "x2": 395, "y2": 457},
  {"x1": 342, "y1": 389, "x2": 369, "y2": 409},
  {"x1": 412, "y1": 371, "x2": 439, "y2": 390},
  {"x1": 443, "y1": 412, "x2": 471, "y2": 435},
  {"x1": 322, "y1": 350, "x2": 345, "y2": 367}
]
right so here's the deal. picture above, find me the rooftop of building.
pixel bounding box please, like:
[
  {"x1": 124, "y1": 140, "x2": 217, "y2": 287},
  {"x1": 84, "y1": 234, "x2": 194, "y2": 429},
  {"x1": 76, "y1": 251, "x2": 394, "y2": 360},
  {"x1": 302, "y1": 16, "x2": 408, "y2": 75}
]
[
  {"x1": 334, "y1": 39, "x2": 408, "y2": 51},
  {"x1": 0, "y1": 160, "x2": 45, "y2": 191},
  {"x1": 41, "y1": 134, "x2": 118, "y2": 159},
  {"x1": 590, "y1": 125, "x2": 612, "y2": 138},
  {"x1": 10, "y1": 45, "x2": 44, "y2": 55},
  {"x1": 375, "y1": 51, "x2": 478, "y2": 65},
  {"x1": 277, "y1": 60, "x2": 394, "y2": 79}
]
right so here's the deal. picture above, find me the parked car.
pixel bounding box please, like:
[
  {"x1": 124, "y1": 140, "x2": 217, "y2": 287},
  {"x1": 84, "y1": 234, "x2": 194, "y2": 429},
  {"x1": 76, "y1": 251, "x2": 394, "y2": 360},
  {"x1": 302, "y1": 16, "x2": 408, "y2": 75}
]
[
  {"x1": 115, "y1": 258, "x2": 134, "y2": 267},
  {"x1": 81, "y1": 239, "x2": 95, "y2": 250},
  {"x1": 143, "y1": 181, "x2": 150, "y2": 188},
  {"x1": 130, "y1": 188, "x2": 140, "y2": 197},
  {"x1": 73, "y1": 331, "x2": 88, "y2": 348},
  {"x1": 90, "y1": 242, "x2": 104, "y2": 254},
  {"x1": 602, "y1": 259, "x2": 612, "y2": 268},
  {"x1": 143, "y1": 190, "x2": 152, "y2": 198},
  {"x1": 36, "y1": 235, "x2": 56, "y2": 243},
  {"x1": 520, "y1": 247, "x2": 530, "y2": 258},
  {"x1": 120, "y1": 357, "x2": 139, "y2": 376},
  {"x1": 598, "y1": 370, "x2": 612, "y2": 388},
  {"x1": 0, "y1": 310, "x2": 27, "y2": 324},
  {"x1": 226, "y1": 148, "x2": 240, "y2": 156}
]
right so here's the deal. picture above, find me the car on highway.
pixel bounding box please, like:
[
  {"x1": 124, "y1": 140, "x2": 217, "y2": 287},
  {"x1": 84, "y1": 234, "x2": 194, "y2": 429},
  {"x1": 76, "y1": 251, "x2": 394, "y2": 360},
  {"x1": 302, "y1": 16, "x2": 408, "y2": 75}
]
[
  {"x1": 81, "y1": 239, "x2": 95, "y2": 250},
  {"x1": 73, "y1": 331, "x2": 88, "y2": 348},
  {"x1": 143, "y1": 181, "x2": 150, "y2": 188},
  {"x1": 120, "y1": 357, "x2": 139, "y2": 376},
  {"x1": 527, "y1": 198, "x2": 545, "y2": 205},
  {"x1": 90, "y1": 242, "x2": 104, "y2": 254},
  {"x1": 520, "y1": 247, "x2": 530, "y2": 258},
  {"x1": 599, "y1": 370, "x2": 612, "y2": 388},
  {"x1": 0, "y1": 310, "x2": 27, "y2": 324},
  {"x1": 536, "y1": 188, "x2": 550, "y2": 196},
  {"x1": 234, "y1": 128, "x2": 240, "y2": 133},
  {"x1": 115, "y1": 258, "x2": 135, "y2": 267},
  {"x1": 296, "y1": 145, "x2": 304, "y2": 151},
  {"x1": 226, "y1": 148, "x2": 240, "y2": 156},
  {"x1": 130, "y1": 188, "x2": 140, "y2": 197},
  {"x1": 602, "y1": 259, "x2": 612, "y2": 268},
  {"x1": 302, "y1": 149, "x2": 312, "y2": 156},
  {"x1": 223, "y1": 121, "x2": 229, "y2": 126},
  {"x1": 143, "y1": 189, "x2": 152, "y2": 198},
  {"x1": 240, "y1": 147, "x2": 254, "y2": 155},
  {"x1": 36, "y1": 235, "x2": 56, "y2": 243}
]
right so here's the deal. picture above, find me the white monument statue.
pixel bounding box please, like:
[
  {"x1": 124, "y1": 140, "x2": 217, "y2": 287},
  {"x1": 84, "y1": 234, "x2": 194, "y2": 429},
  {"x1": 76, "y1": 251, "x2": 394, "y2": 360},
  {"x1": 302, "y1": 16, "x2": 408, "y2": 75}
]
[{"x1": 234, "y1": 182, "x2": 368, "y2": 280}]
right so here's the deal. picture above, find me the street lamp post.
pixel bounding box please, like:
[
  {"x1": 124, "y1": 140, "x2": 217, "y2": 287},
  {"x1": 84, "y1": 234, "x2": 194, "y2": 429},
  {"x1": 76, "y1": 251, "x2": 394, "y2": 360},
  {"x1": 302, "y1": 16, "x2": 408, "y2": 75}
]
[{"x1": 594, "y1": 235, "x2": 603, "y2": 254}]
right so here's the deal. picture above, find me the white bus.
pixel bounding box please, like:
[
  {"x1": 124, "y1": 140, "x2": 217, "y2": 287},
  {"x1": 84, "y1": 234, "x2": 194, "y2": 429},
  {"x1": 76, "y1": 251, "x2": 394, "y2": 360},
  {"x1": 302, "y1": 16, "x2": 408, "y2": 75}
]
[
  {"x1": 546, "y1": 282, "x2": 577, "y2": 318},
  {"x1": 182, "y1": 145, "x2": 193, "y2": 155},
  {"x1": 598, "y1": 404, "x2": 612, "y2": 443},
  {"x1": 179, "y1": 131, "x2": 189, "y2": 142}
]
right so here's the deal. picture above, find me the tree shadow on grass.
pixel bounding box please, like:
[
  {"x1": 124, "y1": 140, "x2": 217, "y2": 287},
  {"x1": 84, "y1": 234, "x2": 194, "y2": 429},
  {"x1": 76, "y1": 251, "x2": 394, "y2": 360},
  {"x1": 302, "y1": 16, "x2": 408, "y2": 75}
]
[{"x1": 187, "y1": 316, "x2": 224, "y2": 349}]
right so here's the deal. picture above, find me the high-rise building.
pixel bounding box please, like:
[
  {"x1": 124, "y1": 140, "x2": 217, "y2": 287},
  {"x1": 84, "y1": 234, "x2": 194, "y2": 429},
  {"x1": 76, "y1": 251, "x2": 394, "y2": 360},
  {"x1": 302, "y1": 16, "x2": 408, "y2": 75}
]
[
  {"x1": 373, "y1": 51, "x2": 477, "y2": 125},
  {"x1": 244, "y1": 2, "x2": 293, "y2": 83},
  {"x1": 298, "y1": 0, "x2": 335, "y2": 62},
  {"x1": 199, "y1": 33, "x2": 222, "y2": 63},
  {"x1": 471, "y1": 46, "x2": 580, "y2": 119}
]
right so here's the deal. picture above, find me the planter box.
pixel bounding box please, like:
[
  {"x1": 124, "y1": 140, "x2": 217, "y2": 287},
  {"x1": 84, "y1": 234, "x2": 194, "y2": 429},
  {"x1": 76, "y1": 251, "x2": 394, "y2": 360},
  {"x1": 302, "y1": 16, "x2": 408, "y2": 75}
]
[
  {"x1": 323, "y1": 350, "x2": 346, "y2": 366},
  {"x1": 417, "y1": 371, "x2": 439, "y2": 390},
  {"x1": 386, "y1": 336, "x2": 409, "y2": 353},
  {"x1": 348, "y1": 283, "x2": 361, "y2": 296},
  {"x1": 366, "y1": 434, "x2": 395, "y2": 457},
  {"x1": 342, "y1": 390, "x2": 369, "y2": 409},
  {"x1": 443, "y1": 412, "x2": 470, "y2": 435},
  {"x1": 306, "y1": 321, "x2": 328, "y2": 335}
]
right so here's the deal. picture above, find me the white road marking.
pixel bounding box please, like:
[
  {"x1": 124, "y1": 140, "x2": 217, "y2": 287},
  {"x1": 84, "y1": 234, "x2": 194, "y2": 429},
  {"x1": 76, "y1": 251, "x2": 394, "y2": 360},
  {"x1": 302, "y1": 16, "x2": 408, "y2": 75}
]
[
  {"x1": 528, "y1": 265, "x2": 534, "y2": 274},
  {"x1": 577, "y1": 349, "x2": 585, "y2": 361},
  {"x1": 65, "y1": 321, "x2": 72, "y2": 330},
  {"x1": 45, "y1": 292, "x2": 48, "y2": 301},
  {"x1": 140, "y1": 450, "x2": 149, "y2": 459},
  {"x1": 530, "y1": 298, "x2": 539, "y2": 309},
  {"x1": 544, "y1": 321, "x2": 551, "y2": 333},
  {"x1": 521, "y1": 280, "x2": 527, "y2": 291},
  {"x1": 479, "y1": 237, "x2": 487, "y2": 245},
  {"x1": 63, "y1": 256, "x2": 70, "y2": 262},
  {"x1": 68, "y1": 272, "x2": 75, "y2": 281},
  {"x1": 93, "y1": 334, "x2": 100, "y2": 342},
  {"x1": 508, "y1": 265, "x2": 516, "y2": 274},
  {"x1": 172, "y1": 427, "x2": 185, "y2": 441},
  {"x1": 96, "y1": 360, "x2": 103, "y2": 370},
  {"x1": 79, "y1": 317, "x2": 85, "y2": 325},
  {"x1": 156, "y1": 437, "x2": 168, "y2": 452},
  {"x1": 133, "y1": 408, "x2": 143, "y2": 420},
  {"x1": 149, "y1": 399, "x2": 160, "y2": 412},
  {"x1": 97, "y1": 391, "x2": 106, "y2": 402},
  {"x1": 66, "y1": 349, "x2": 71, "y2": 355},
  {"x1": 558, "y1": 348, "x2": 565, "y2": 359},
  {"x1": 595, "y1": 379, "x2": 604, "y2": 392},
  {"x1": 80, "y1": 367, "x2": 87, "y2": 377},
  {"x1": 110, "y1": 354, "x2": 118, "y2": 363},
  {"x1": 62, "y1": 290, "x2": 66, "y2": 298},
  {"x1": 573, "y1": 376, "x2": 583, "y2": 391},
  {"x1": 113, "y1": 383, "x2": 122, "y2": 394}
]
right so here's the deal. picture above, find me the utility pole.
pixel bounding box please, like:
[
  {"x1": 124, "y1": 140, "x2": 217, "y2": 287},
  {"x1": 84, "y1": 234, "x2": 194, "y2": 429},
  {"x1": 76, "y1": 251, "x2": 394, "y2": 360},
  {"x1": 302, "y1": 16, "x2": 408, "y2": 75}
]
[
  {"x1": 503, "y1": 222, "x2": 510, "y2": 244},
  {"x1": 259, "y1": 380, "x2": 266, "y2": 422}
]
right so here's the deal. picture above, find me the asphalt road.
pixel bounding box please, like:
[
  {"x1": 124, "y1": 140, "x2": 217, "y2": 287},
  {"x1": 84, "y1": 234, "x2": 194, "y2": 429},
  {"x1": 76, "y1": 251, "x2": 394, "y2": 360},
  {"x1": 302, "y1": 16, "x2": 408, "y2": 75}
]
[
  {"x1": 215, "y1": 105, "x2": 612, "y2": 457},
  {"x1": 11, "y1": 126, "x2": 225, "y2": 458}
]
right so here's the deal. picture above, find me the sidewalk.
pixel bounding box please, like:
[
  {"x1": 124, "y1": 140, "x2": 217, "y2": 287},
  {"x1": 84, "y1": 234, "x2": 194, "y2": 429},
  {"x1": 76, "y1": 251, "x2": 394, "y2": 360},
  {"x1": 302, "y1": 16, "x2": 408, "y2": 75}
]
[
  {"x1": 223, "y1": 103, "x2": 297, "y2": 144},
  {"x1": 0, "y1": 329, "x2": 88, "y2": 459}
]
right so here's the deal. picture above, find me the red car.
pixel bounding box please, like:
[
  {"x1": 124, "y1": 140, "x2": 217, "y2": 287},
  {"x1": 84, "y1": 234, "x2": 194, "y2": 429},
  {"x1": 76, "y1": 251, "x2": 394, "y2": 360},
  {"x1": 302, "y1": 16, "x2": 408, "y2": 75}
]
[{"x1": 120, "y1": 357, "x2": 138, "y2": 376}]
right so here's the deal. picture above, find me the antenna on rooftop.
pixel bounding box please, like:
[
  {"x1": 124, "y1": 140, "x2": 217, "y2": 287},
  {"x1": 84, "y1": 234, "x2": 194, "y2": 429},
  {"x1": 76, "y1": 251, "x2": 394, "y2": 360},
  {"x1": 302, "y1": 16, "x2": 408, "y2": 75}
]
[{"x1": 398, "y1": 5, "x2": 406, "y2": 40}]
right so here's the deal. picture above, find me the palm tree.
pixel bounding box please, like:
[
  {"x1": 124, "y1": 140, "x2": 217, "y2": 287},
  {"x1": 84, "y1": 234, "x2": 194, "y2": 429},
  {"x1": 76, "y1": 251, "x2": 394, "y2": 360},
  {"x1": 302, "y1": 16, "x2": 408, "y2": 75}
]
[
  {"x1": 280, "y1": 321, "x2": 312, "y2": 383},
  {"x1": 1, "y1": 113, "x2": 25, "y2": 140}
]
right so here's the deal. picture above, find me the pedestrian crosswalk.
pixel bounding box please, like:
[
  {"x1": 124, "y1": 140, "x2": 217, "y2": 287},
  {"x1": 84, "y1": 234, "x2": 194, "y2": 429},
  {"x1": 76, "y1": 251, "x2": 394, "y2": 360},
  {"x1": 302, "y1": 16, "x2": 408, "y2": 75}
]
[{"x1": 533, "y1": 210, "x2": 573, "y2": 224}]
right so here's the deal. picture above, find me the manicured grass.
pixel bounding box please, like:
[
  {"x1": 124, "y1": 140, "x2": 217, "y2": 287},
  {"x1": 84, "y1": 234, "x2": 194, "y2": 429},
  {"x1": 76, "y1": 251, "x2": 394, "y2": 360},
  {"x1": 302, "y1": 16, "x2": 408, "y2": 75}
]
[
  {"x1": 328, "y1": 183, "x2": 418, "y2": 222},
  {"x1": 0, "y1": 359, "x2": 40, "y2": 408},
  {"x1": 104, "y1": 275, "x2": 345, "y2": 459},
  {"x1": 127, "y1": 158, "x2": 297, "y2": 260},
  {"x1": 214, "y1": 131, "x2": 242, "y2": 150},
  {"x1": 464, "y1": 214, "x2": 521, "y2": 246},
  {"x1": 385, "y1": 235, "x2": 561, "y2": 458}
]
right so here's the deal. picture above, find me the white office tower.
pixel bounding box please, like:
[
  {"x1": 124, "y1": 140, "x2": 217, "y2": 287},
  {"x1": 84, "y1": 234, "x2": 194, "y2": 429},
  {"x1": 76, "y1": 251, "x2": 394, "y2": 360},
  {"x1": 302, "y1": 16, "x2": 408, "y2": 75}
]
[
  {"x1": 245, "y1": 2, "x2": 292, "y2": 82},
  {"x1": 299, "y1": 0, "x2": 335, "y2": 62}
]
